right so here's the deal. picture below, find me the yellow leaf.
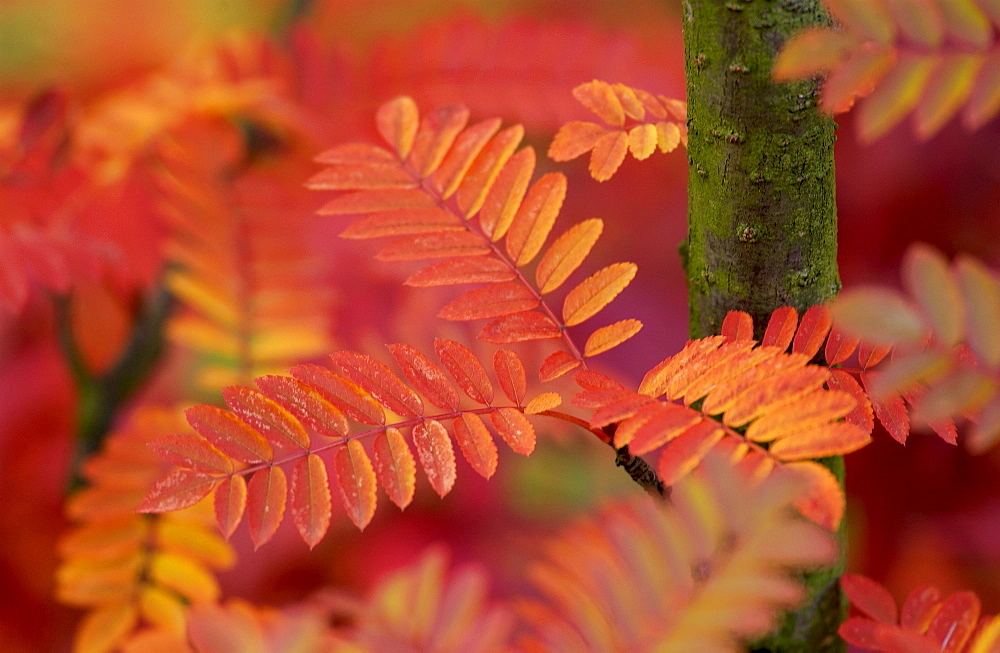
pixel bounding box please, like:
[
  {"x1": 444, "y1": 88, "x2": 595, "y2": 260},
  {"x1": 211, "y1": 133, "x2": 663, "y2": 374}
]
[
  {"x1": 148, "y1": 553, "x2": 220, "y2": 603},
  {"x1": 524, "y1": 392, "x2": 563, "y2": 415},
  {"x1": 655, "y1": 121, "x2": 681, "y2": 153},
  {"x1": 535, "y1": 218, "x2": 603, "y2": 294},
  {"x1": 914, "y1": 54, "x2": 982, "y2": 139},
  {"x1": 562, "y1": 262, "x2": 637, "y2": 327},
  {"x1": 627, "y1": 124, "x2": 657, "y2": 160},
  {"x1": 584, "y1": 319, "x2": 643, "y2": 357},
  {"x1": 588, "y1": 131, "x2": 629, "y2": 181},
  {"x1": 773, "y1": 28, "x2": 857, "y2": 80},
  {"x1": 857, "y1": 53, "x2": 935, "y2": 142},
  {"x1": 75, "y1": 602, "x2": 138, "y2": 653},
  {"x1": 572, "y1": 80, "x2": 625, "y2": 126}
]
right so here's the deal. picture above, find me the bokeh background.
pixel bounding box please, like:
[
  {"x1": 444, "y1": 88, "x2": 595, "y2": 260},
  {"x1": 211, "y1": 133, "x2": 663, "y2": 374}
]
[{"x1": 1, "y1": 0, "x2": 998, "y2": 650}]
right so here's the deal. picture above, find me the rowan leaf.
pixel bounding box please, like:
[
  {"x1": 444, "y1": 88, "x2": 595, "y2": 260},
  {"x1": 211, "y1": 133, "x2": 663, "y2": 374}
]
[
  {"x1": 939, "y1": 0, "x2": 992, "y2": 48},
  {"x1": 148, "y1": 435, "x2": 232, "y2": 476},
  {"x1": 139, "y1": 470, "x2": 219, "y2": 513},
  {"x1": 438, "y1": 282, "x2": 539, "y2": 321},
  {"x1": 656, "y1": 422, "x2": 726, "y2": 486},
  {"x1": 639, "y1": 336, "x2": 728, "y2": 398},
  {"x1": 456, "y1": 124, "x2": 525, "y2": 216},
  {"x1": 903, "y1": 243, "x2": 965, "y2": 346},
  {"x1": 334, "y1": 440, "x2": 378, "y2": 531},
  {"x1": 388, "y1": 343, "x2": 460, "y2": 411},
  {"x1": 745, "y1": 388, "x2": 857, "y2": 442},
  {"x1": 185, "y1": 404, "x2": 273, "y2": 464},
  {"x1": 376, "y1": 231, "x2": 491, "y2": 261},
  {"x1": 826, "y1": 0, "x2": 896, "y2": 42},
  {"x1": 792, "y1": 305, "x2": 833, "y2": 358},
  {"x1": 254, "y1": 374, "x2": 348, "y2": 439},
  {"x1": 763, "y1": 306, "x2": 799, "y2": 350},
  {"x1": 306, "y1": 163, "x2": 416, "y2": 190},
  {"x1": 926, "y1": 591, "x2": 980, "y2": 651},
  {"x1": 956, "y1": 254, "x2": 1000, "y2": 366},
  {"x1": 505, "y1": 172, "x2": 566, "y2": 266},
  {"x1": 901, "y1": 585, "x2": 942, "y2": 630},
  {"x1": 562, "y1": 262, "x2": 637, "y2": 327},
  {"x1": 539, "y1": 350, "x2": 581, "y2": 381},
  {"x1": 857, "y1": 341, "x2": 893, "y2": 369},
  {"x1": 841, "y1": 573, "x2": 898, "y2": 624},
  {"x1": 588, "y1": 131, "x2": 629, "y2": 182},
  {"x1": 625, "y1": 404, "x2": 704, "y2": 455},
  {"x1": 290, "y1": 363, "x2": 386, "y2": 425},
  {"x1": 478, "y1": 147, "x2": 535, "y2": 241},
  {"x1": 376, "y1": 95, "x2": 419, "y2": 158},
  {"x1": 832, "y1": 287, "x2": 925, "y2": 345},
  {"x1": 246, "y1": 466, "x2": 287, "y2": 550},
  {"x1": 434, "y1": 338, "x2": 493, "y2": 405},
  {"x1": 820, "y1": 43, "x2": 895, "y2": 114},
  {"x1": 857, "y1": 54, "x2": 936, "y2": 142},
  {"x1": 548, "y1": 121, "x2": 609, "y2": 161},
  {"x1": 785, "y1": 461, "x2": 846, "y2": 531},
  {"x1": 490, "y1": 407, "x2": 536, "y2": 455},
  {"x1": 317, "y1": 188, "x2": 436, "y2": 215},
  {"x1": 372, "y1": 428, "x2": 416, "y2": 509},
  {"x1": 721, "y1": 310, "x2": 754, "y2": 341},
  {"x1": 824, "y1": 326, "x2": 861, "y2": 366},
  {"x1": 535, "y1": 218, "x2": 603, "y2": 294},
  {"x1": 573, "y1": 80, "x2": 625, "y2": 126},
  {"x1": 329, "y1": 351, "x2": 424, "y2": 418},
  {"x1": 827, "y1": 369, "x2": 876, "y2": 433},
  {"x1": 431, "y1": 118, "x2": 501, "y2": 198},
  {"x1": 340, "y1": 208, "x2": 462, "y2": 239},
  {"x1": 524, "y1": 392, "x2": 562, "y2": 415},
  {"x1": 290, "y1": 453, "x2": 332, "y2": 548},
  {"x1": 964, "y1": 50, "x2": 1000, "y2": 129},
  {"x1": 479, "y1": 311, "x2": 561, "y2": 343},
  {"x1": 408, "y1": 104, "x2": 470, "y2": 178},
  {"x1": 915, "y1": 54, "x2": 982, "y2": 139},
  {"x1": 773, "y1": 28, "x2": 857, "y2": 80},
  {"x1": 213, "y1": 476, "x2": 247, "y2": 540},
  {"x1": 222, "y1": 386, "x2": 310, "y2": 451},
  {"x1": 494, "y1": 349, "x2": 526, "y2": 405},
  {"x1": 452, "y1": 414, "x2": 498, "y2": 479},
  {"x1": 584, "y1": 319, "x2": 643, "y2": 357},
  {"x1": 75, "y1": 603, "x2": 138, "y2": 653},
  {"x1": 405, "y1": 257, "x2": 516, "y2": 287},
  {"x1": 769, "y1": 422, "x2": 872, "y2": 460},
  {"x1": 627, "y1": 123, "x2": 658, "y2": 160},
  {"x1": 884, "y1": 0, "x2": 945, "y2": 48},
  {"x1": 412, "y1": 420, "x2": 457, "y2": 497}
]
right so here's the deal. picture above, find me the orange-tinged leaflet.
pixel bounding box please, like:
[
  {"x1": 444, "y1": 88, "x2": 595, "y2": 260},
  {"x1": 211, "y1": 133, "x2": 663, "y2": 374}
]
[
  {"x1": 334, "y1": 441, "x2": 378, "y2": 531},
  {"x1": 372, "y1": 428, "x2": 416, "y2": 510},
  {"x1": 290, "y1": 453, "x2": 332, "y2": 548}
]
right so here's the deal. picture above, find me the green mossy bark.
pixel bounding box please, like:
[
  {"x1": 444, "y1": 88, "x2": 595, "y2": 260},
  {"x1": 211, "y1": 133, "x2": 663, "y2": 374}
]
[{"x1": 681, "y1": 1, "x2": 846, "y2": 651}]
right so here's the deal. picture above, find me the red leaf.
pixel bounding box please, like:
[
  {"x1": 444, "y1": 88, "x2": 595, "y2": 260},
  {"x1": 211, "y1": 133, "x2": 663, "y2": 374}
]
[
  {"x1": 925, "y1": 591, "x2": 980, "y2": 652},
  {"x1": 317, "y1": 188, "x2": 436, "y2": 215},
  {"x1": 149, "y1": 435, "x2": 232, "y2": 475},
  {"x1": 862, "y1": 372, "x2": 911, "y2": 443},
  {"x1": 539, "y1": 350, "x2": 581, "y2": 381},
  {"x1": 405, "y1": 257, "x2": 515, "y2": 287},
  {"x1": 453, "y1": 414, "x2": 498, "y2": 478},
  {"x1": 841, "y1": 573, "x2": 899, "y2": 624},
  {"x1": 479, "y1": 311, "x2": 561, "y2": 343},
  {"x1": 334, "y1": 441, "x2": 378, "y2": 530},
  {"x1": 494, "y1": 349, "x2": 526, "y2": 404},
  {"x1": 721, "y1": 310, "x2": 754, "y2": 341},
  {"x1": 247, "y1": 466, "x2": 287, "y2": 550},
  {"x1": 139, "y1": 469, "x2": 219, "y2": 513},
  {"x1": 792, "y1": 305, "x2": 833, "y2": 358},
  {"x1": 329, "y1": 352, "x2": 424, "y2": 417},
  {"x1": 901, "y1": 585, "x2": 943, "y2": 631},
  {"x1": 387, "y1": 343, "x2": 460, "y2": 411},
  {"x1": 490, "y1": 407, "x2": 536, "y2": 455},
  {"x1": 762, "y1": 306, "x2": 798, "y2": 350},
  {"x1": 313, "y1": 143, "x2": 398, "y2": 165},
  {"x1": 376, "y1": 95, "x2": 419, "y2": 158},
  {"x1": 255, "y1": 375, "x2": 348, "y2": 439},
  {"x1": 185, "y1": 405, "x2": 273, "y2": 464},
  {"x1": 290, "y1": 453, "x2": 332, "y2": 548},
  {"x1": 376, "y1": 232, "x2": 491, "y2": 261},
  {"x1": 434, "y1": 338, "x2": 493, "y2": 405},
  {"x1": 290, "y1": 364, "x2": 386, "y2": 425},
  {"x1": 562, "y1": 262, "x2": 637, "y2": 327},
  {"x1": 858, "y1": 341, "x2": 892, "y2": 369},
  {"x1": 827, "y1": 370, "x2": 876, "y2": 434},
  {"x1": 824, "y1": 326, "x2": 860, "y2": 366},
  {"x1": 768, "y1": 422, "x2": 872, "y2": 460},
  {"x1": 838, "y1": 617, "x2": 883, "y2": 648},
  {"x1": 412, "y1": 420, "x2": 457, "y2": 497},
  {"x1": 214, "y1": 476, "x2": 247, "y2": 540},
  {"x1": 438, "y1": 282, "x2": 539, "y2": 321},
  {"x1": 306, "y1": 163, "x2": 415, "y2": 190},
  {"x1": 656, "y1": 422, "x2": 726, "y2": 486},
  {"x1": 222, "y1": 386, "x2": 310, "y2": 450},
  {"x1": 372, "y1": 428, "x2": 416, "y2": 509},
  {"x1": 340, "y1": 208, "x2": 462, "y2": 239},
  {"x1": 590, "y1": 393, "x2": 657, "y2": 429}
]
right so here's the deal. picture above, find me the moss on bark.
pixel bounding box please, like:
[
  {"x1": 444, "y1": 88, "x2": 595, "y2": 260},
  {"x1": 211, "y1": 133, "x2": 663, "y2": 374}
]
[{"x1": 681, "y1": 1, "x2": 846, "y2": 651}]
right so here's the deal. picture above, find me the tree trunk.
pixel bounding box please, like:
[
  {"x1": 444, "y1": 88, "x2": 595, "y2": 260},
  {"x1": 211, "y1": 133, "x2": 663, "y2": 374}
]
[{"x1": 681, "y1": 1, "x2": 845, "y2": 651}]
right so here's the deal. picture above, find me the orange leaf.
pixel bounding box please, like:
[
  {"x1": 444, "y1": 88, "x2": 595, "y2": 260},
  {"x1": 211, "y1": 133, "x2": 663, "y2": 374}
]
[
  {"x1": 213, "y1": 476, "x2": 247, "y2": 540},
  {"x1": 584, "y1": 319, "x2": 643, "y2": 357},
  {"x1": 856, "y1": 54, "x2": 935, "y2": 142},
  {"x1": 372, "y1": 428, "x2": 416, "y2": 509},
  {"x1": 387, "y1": 343, "x2": 460, "y2": 411},
  {"x1": 431, "y1": 118, "x2": 501, "y2": 198},
  {"x1": 841, "y1": 573, "x2": 898, "y2": 624},
  {"x1": 548, "y1": 121, "x2": 609, "y2": 161},
  {"x1": 255, "y1": 375, "x2": 348, "y2": 439},
  {"x1": 222, "y1": 386, "x2": 310, "y2": 450},
  {"x1": 656, "y1": 422, "x2": 725, "y2": 486},
  {"x1": 434, "y1": 338, "x2": 494, "y2": 405},
  {"x1": 539, "y1": 350, "x2": 581, "y2": 381},
  {"x1": 505, "y1": 172, "x2": 566, "y2": 266},
  {"x1": 139, "y1": 469, "x2": 219, "y2": 513},
  {"x1": 773, "y1": 28, "x2": 856, "y2": 81},
  {"x1": 535, "y1": 218, "x2": 603, "y2": 294},
  {"x1": 745, "y1": 388, "x2": 856, "y2": 442},
  {"x1": 825, "y1": 0, "x2": 896, "y2": 42},
  {"x1": 700, "y1": 350, "x2": 809, "y2": 415},
  {"x1": 408, "y1": 105, "x2": 470, "y2": 178},
  {"x1": 306, "y1": 163, "x2": 416, "y2": 190},
  {"x1": 768, "y1": 422, "x2": 872, "y2": 460},
  {"x1": 884, "y1": 0, "x2": 945, "y2": 48},
  {"x1": 453, "y1": 414, "x2": 498, "y2": 479},
  {"x1": 573, "y1": 80, "x2": 625, "y2": 126},
  {"x1": 721, "y1": 310, "x2": 754, "y2": 341},
  {"x1": 674, "y1": 340, "x2": 762, "y2": 404},
  {"x1": 562, "y1": 262, "x2": 637, "y2": 327},
  {"x1": 627, "y1": 124, "x2": 658, "y2": 160},
  {"x1": 149, "y1": 435, "x2": 232, "y2": 475},
  {"x1": 185, "y1": 404, "x2": 273, "y2": 464},
  {"x1": 964, "y1": 50, "x2": 1000, "y2": 129},
  {"x1": 590, "y1": 393, "x2": 657, "y2": 429},
  {"x1": 762, "y1": 306, "x2": 799, "y2": 349},
  {"x1": 792, "y1": 305, "x2": 833, "y2": 358},
  {"x1": 246, "y1": 466, "x2": 286, "y2": 549},
  {"x1": 290, "y1": 453, "x2": 332, "y2": 548},
  {"x1": 480, "y1": 310, "x2": 561, "y2": 343},
  {"x1": 655, "y1": 121, "x2": 682, "y2": 153},
  {"x1": 722, "y1": 366, "x2": 830, "y2": 426},
  {"x1": 627, "y1": 404, "x2": 704, "y2": 456},
  {"x1": 478, "y1": 147, "x2": 535, "y2": 241},
  {"x1": 412, "y1": 420, "x2": 457, "y2": 497},
  {"x1": 405, "y1": 257, "x2": 516, "y2": 287},
  {"x1": 785, "y1": 461, "x2": 846, "y2": 531},
  {"x1": 903, "y1": 243, "x2": 964, "y2": 346},
  {"x1": 313, "y1": 143, "x2": 397, "y2": 165},
  {"x1": 638, "y1": 336, "x2": 728, "y2": 398},
  {"x1": 457, "y1": 124, "x2": 524, "y2": 216},
  {"x1": 494, "y1": 349, "x2": 526, "y2": 404},
  {"x1": 376, "y1": 95, "x2": 419, "y2": 158},
  {"x1": 524, "y1": 392, "x2": 562, "y2": 415},
  {"x1": 317, "y1": 188, "x2": 436, "y2": 215},
  {"x1": 588, "y1": 131, "x2": 629, "y2": 181},
  {"x1": 329, "y1": 351, "x2": 424, "y2": 418},
  {"x1": 820, "y1": 43, "x2": 895, "y2": 114},
  {"x1": 438, "y1": 282, "x2": 539, "y2": 321},
  {"x1": 75, "y1": 603, "x2": 138, "y2": 653},
  {"x1": 490, "y1": 407, "x2": 536, "y2": 455},
  {"x1": 939, "y1": 0, "x2": 992, "y2": 48},
  {"x1": 376, "y1": 232, "x2": 491, "y2": 261},
  {"x1": 334, "y1": 441, "x2": 378, "y2": 530},
  {"x1": 824, "y1": 326, "x2": 861, "y2": 366},
  {"x1": 340, "y1": 208, "x2": 462, "y2": 239},
  {"x1": 914, "y1": 54, "x2": 981, "y2": 139},
  {"x1": 290, "y1": 364, "x2": 386, "y2": 425},
  {"x1": 828, "y1": 369, "x2": 876, "y2": 433}
]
